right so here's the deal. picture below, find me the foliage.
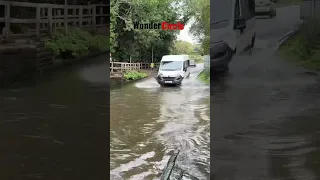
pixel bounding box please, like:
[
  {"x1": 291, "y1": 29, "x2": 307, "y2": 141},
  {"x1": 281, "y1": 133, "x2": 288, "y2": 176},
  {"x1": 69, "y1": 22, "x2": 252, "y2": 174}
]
[
  {"x1": 190, "y1": 55, "x2": 203, "y2": 63},
  {"x1": 45, "y1": 28, "x2": 108, "y2": 59},
  {"x1": 110, "y1": 0, "x2": 208, "y2": 61},
  {"x1": 170, "y1": 40, "x2": 196, "y2": 55},
  {"x1": 110, "y1": 0, "x2": 190, "y2": 62},
  {"x1": 123, "y1": 71, "x2": 148, "y2": 80},
  {"x1": 198, "y1": 68, "x2": 210, "y2": 84},
  {"x1": 280, "y1": 19, "x2": 320, "y2": 70},
  {"x1": 183, "y1": 0, "x2": 210, "y2": 54}
]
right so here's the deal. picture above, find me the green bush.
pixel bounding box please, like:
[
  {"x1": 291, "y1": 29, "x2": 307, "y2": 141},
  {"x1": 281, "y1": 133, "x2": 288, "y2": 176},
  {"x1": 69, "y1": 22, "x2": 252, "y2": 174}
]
[
  {"x1": 190, "y1": 55, "x2": 204, "y2": 63},
  {"x1": 281, "y1": 19, "x2": 320, "y2": 70},
  {"x1": 45, "y1": 28, "x2": 108, "y2": 59},
  {"x1": 123, "y1": 71, "x2": 148, "y2": 80},
  {"x1": 198, "y1": 68, "x2": 210, "y2": 84}
]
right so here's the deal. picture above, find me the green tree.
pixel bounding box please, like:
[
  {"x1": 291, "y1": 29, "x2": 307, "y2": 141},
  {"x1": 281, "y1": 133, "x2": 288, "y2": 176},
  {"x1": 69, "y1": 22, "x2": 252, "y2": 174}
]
[
  {"x1": 170, "y1": 40, "x2": 195, "y2": 55},
  {"x1": 181, "y1": 0, "x2": 209, "y2": 54},
  {"x1": 110, "y1": 0, "x2": 190, "y2": 62}
]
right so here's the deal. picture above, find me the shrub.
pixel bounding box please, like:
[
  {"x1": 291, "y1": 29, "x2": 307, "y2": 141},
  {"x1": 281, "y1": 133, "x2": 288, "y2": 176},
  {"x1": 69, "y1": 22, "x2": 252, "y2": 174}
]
[
  {"x1": 190, "y1": 55, "x2": 203, "y2": 63},
  {"x1": 45, "y1": 28, "x2": 109, "y2": 59},
  {"x1": 123, "y1": 71, "x2": 148, "y2": 80},
  {"x1": 281, "y1": 19, "x2": 320, "y2": 70},
  {"x1": 198, "y1": 68, "x2": 210, "y2": 84}
]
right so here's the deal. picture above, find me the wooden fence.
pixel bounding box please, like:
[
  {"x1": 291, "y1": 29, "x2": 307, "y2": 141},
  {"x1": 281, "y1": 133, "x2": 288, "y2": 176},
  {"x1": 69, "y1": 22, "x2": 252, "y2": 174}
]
[
  {"x1": 110, "y1": 62, "x2": 160, "y2": 73},
  {"x1": 0, "y1": 0, "x2": 109, "y2": 41}
]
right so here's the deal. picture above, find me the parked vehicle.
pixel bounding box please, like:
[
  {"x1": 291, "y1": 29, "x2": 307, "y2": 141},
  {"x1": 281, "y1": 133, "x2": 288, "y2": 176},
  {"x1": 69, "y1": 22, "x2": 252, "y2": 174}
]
[
  {"x1": 190, "y1": 60, "x2": 196, "y2": 67},
  {"x1": 255, "y1": 0, "x2": 277, "y2": 17},
  {"x1": 211, "y1": 0, "x2": 256, "y2": 72},
  {"x1": 156, "y1": 55, "x2": 191, "y2": 86}
]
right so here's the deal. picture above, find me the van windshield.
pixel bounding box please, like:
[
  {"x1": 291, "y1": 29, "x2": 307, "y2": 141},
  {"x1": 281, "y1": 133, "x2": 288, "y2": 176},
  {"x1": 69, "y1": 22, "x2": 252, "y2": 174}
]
[
  {"x1": 211, "y1": 0, "x2": 232, "y2": 29},
  {"x1": 160, "y1": 61, "x2": 183, "y2": 71}
]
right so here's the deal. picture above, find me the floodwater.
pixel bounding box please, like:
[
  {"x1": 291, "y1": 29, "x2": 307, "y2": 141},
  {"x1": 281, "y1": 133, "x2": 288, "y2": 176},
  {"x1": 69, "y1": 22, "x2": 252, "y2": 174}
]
[
  {"x1": 0, "y1": 55, "x2": 109, "y2": 180},
  {"x1": 211, "y1": 5, "x2": 320, "y2": 180},
  {"x1": 211, "y1": 48, "x2": 320, "y2": 180},
  {"x1": 110, "y1": 64, "x2": 210, "y2": 180}
]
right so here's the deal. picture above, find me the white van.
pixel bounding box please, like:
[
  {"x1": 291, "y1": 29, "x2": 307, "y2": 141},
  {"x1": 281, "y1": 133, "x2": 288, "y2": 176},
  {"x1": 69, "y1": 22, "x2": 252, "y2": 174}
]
[
  {"x1": 156, "y1": 55, "x2": 191, "y2": 85},
  {"x1": 255, "y1": 0, "x2": 276, "y2": 18},
  {"x1": 211, "y1": 0, "x2": 256, "y2": 72}
]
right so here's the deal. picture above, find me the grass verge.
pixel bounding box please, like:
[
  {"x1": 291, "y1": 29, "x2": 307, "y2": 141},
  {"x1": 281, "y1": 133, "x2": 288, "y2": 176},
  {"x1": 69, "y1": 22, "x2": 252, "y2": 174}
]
[
  {"x1": 190, "y1": 55, "x2": 204, "y2": 63},
  {"x1": 124, "y1": 71, "x2": 148, "y2": 81},
  {"x1": 198, "y1": 68, "x2": 210, "y2": 84},
  {"x1": 278, "y1": 20, "x2": 320, "y2": 71}
]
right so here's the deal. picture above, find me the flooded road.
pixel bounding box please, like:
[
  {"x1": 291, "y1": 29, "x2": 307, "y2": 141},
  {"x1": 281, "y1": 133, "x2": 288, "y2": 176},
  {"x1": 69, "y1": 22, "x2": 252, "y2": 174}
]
[
  {"x1": 211, "y1": 5, "x2": 320, "y2": 179},
  {"x1": 110, "y1": 64, "x2": 210, "y2": 179},
  {"x1": 0, "y1": 55, "x2": 109, "y2": 180}
]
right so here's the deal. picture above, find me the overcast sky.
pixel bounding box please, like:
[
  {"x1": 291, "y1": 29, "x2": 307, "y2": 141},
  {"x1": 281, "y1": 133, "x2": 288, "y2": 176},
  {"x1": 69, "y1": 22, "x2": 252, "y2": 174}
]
[{"x1": 177, "y1": 19, "x2": 197, "y2": 44}]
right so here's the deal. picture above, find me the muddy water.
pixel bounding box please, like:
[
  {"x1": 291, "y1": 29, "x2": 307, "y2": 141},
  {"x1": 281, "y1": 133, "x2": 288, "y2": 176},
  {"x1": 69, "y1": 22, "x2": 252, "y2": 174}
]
[
  {"x1": 110, "y1": 64, "x2": 210, "y2": 180},
  {"x1": 211, "y1": 5, "x2": 320, "y2": 178},
  {"x1": 0, "y1": 55, "x2": 109, "y2": 180},
  {"x1": 211, "y1": 47, "x2": 320, "y2": 180}
]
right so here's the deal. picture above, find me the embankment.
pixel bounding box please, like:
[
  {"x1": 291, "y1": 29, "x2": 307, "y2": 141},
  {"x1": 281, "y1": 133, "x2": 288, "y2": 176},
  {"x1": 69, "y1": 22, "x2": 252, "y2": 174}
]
[
  {"x1": 0, "y1": 42, "x2": 108, "y2": 87},
  {"x1": 278, "y1": 21, "x2": 320, "y2": 73},
  {"x1": 1, "y1": 28, "x2": 109, "y2": 87},
  {"x1": 111, "y1": 70, "x2": 153, "y2": 89}
]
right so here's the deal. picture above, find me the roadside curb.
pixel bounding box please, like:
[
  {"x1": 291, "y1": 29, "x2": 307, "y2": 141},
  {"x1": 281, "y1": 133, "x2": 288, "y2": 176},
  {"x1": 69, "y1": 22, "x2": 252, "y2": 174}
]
[
  {"x1": 275, "y1": 28, "x2": 299, "y2": 51},
  {"x1": 278, "y1": 28, "x2": 298, "y2": 43},
  {"x1": 275, "y1": 27, "x2": 319, "y2": 76},
  {"x1": 196, "y1": 69, "x2": 204, "y2": 78}
]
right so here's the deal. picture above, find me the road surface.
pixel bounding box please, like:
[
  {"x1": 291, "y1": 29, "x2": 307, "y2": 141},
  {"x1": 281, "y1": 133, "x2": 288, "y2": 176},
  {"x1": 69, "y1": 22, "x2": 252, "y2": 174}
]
[{"x1": 211, "y1": 5, "x2": 320, "y2": 180}]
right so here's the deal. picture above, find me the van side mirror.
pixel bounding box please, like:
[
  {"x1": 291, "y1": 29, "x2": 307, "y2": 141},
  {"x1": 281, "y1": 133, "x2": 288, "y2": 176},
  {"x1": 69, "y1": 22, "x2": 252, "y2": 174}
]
[
  {"x1": 183, "y1": 67, "x2": 187, "y2": 71},
  {"x1": 235, "y1": 17, "x2": 246, "y2": 30}
]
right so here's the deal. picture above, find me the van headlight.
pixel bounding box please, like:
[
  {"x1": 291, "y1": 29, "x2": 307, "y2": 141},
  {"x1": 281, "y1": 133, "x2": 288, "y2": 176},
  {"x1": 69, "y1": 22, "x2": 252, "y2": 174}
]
[{"x1": 175, "y1": 75, "x2": 183, "y2": 80}]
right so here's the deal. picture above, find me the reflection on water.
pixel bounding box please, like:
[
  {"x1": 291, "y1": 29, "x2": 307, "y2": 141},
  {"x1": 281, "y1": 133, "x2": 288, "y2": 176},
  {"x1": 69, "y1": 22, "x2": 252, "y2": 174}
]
[
  {"x1": 211, "y1": 47, "x2": 320, "y2": 180},
  {"x1": 0, "y1": 56, "x2": 109, "y2": 179},
  {"x1": 110, "y1": 64, "x2": 210, "y2": 180}
]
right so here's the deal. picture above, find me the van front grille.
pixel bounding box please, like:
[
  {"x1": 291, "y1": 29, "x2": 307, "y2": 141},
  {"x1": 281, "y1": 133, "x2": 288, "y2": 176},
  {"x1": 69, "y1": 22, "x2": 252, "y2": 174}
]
[{"x1": 162, "y1": 77, "x2": 175, "y2": 81}]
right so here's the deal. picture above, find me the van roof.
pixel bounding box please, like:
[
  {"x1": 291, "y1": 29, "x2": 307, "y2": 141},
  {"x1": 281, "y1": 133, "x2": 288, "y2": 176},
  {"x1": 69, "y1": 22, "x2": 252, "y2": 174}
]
[{"x1": 161, "y1": 55, "x2": 189, "y2": 61}]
